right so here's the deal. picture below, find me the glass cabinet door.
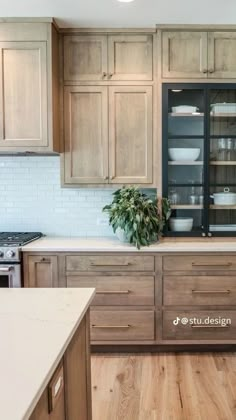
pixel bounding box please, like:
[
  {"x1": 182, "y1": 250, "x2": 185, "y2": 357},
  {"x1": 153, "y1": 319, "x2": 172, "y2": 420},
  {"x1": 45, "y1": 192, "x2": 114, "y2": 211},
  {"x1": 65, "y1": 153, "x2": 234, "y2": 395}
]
[
  {"x1": 209, "y1": 86, "x2": 236, "y2": 234},
  {"x1": 163, "y1": 86, "x2": 206, "y2": 236}
]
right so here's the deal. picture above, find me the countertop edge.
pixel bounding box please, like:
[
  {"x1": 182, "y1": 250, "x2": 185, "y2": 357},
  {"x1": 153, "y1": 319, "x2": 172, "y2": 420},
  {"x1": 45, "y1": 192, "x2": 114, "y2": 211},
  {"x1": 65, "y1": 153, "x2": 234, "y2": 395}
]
[{"x1": 23, "y1": 288, "x2": 95, "y2": 420}]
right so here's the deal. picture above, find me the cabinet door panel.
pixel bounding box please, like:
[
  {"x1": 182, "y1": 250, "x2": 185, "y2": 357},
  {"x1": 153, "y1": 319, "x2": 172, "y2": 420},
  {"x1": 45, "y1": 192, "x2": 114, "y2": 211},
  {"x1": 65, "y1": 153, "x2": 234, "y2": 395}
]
[
  {"x1": 0, "y1": 42, "x2": 47, "y2": 147},
  {"x1": 162, "y1": 31, "x2": 208, "y2": 78},
  {"x1": 108, "y1": 35, "x2": 153, "y2": 80},
  {"x1": 64, "y1": 35, "x2": 107, "y2": 81},
  {"x1": 109, "y1": 86, "x2": 153, "y2": 184},
  {"x1": 25, "y1": 256, "x2": 58, "y2": 287},
  {"x1": 208, "y1": 32, "x2": 236, "y2": 78},
  {"x1": 64, "y1": 86, "x2": 108, "y2": 184}
]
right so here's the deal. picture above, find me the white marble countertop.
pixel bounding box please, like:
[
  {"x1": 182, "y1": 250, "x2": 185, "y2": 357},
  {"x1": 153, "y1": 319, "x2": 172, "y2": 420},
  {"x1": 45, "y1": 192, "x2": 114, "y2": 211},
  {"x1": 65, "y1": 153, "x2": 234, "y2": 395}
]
[
  {"x1": 22, "y1": 236, "x2": 236, "y2": 253},
  {"x1": 0, "y1": 288, "x2": 95, "y2": 420}
]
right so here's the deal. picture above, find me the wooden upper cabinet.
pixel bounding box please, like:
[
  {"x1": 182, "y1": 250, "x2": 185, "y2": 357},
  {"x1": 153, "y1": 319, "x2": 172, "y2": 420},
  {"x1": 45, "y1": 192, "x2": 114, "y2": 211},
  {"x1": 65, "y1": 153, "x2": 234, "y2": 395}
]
[
  {"x1": 208, "y1": 32, "x2": 236, "y2": 78},
  {"x1": 64, "y1": 35, "x2": 107, "y2": 81},
  {"x1": 63, "y1": 34, "x2": 153, "y2": 82},
  {"x1": 109, "y1": 86, "x2": 153, "y2": 184},
  {"x1": 0, "y1": 42, "x2": 47, "y2": 148},
  {"x1": 108, "y1": 35, "x2": 153, "y2": 80},
  {"x1": 0, "y1": 22, "x2": 60, "y2": 152},
  {"x1": 24, "y1": 255, "x2": 59, "y2": 287},
  {"x1": 162, "y1": 31, "x2": 208, "y2": 78},
  {"x1": 64, "y1": 86, "x2": 108, "y2": 184}
]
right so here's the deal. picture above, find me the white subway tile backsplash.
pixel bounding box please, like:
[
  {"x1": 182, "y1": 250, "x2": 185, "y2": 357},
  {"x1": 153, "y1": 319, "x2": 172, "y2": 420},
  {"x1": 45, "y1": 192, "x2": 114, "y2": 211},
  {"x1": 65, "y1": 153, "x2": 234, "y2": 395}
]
[
  {"x1": 0, "y1": 156, "x2": 115, "y2": 236},
  {"x1": 0, "y1": 156, "x2": 156, "y2": 237}
]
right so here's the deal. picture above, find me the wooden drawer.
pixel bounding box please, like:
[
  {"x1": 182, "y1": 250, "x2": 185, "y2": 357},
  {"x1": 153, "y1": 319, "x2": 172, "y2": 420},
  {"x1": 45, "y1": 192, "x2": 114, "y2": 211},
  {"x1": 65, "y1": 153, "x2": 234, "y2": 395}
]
[
  {"x1": 164, "y1": 275, "x2": 236, "y2": 306},
  {"x1": 67, "y1": 275, "x2": 154, "y2": 306},
  {"x1": 163, "y1": 255, "x2": 236, "y2": 272},
  {"x1": 66, "y1": 255, "x2": 154, "y2": 272},
  {"x1": 90, "y1": 310, "x2": 155, "y2": 341},
  {"x1": 163, "y1": 310, "x2": 236, "y2": 340}
]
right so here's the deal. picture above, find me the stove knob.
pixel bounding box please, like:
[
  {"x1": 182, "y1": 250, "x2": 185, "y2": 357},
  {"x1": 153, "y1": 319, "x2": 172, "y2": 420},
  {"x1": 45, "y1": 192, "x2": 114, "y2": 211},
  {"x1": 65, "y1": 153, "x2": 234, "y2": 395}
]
[
  {"x1": 6, "y1": 250, "x2": 15, "y2": 259},
  {"x1": 0, "y1": 251, "x2": 3, "y2": 258}
]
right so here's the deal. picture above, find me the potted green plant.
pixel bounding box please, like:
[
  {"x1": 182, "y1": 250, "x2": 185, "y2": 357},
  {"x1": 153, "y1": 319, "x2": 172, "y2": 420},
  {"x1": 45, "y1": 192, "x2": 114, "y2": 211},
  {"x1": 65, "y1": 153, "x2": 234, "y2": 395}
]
[{"x1": 103, "y1": 186, "x2": 171, "y2": 249}]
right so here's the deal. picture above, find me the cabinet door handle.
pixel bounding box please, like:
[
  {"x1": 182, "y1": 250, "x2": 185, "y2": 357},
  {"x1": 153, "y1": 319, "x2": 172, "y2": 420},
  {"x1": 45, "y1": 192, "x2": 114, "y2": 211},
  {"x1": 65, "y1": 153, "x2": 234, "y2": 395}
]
[
  {"x1": 108, "y1": 73, "x2": 113, "y2": 78},
  {"x1": 192, "y1": 289, "x2": 231, "y2": 294},
  {"x1": 41, "y1": 257, "x2": 50, "y2": 263},
  {"x1": 192, "y1": 262, "x2": 232, "y2": 267},
  {"x1": 92, "y1": 324, "x2": 131, "y2": 329},
  {"x1": 96, "y1": 290, "x2": 130, "y2": 295},
  {"x1": 103, "y1": 176, "x2": 109, "y2": 180},
  {"x1": 202, "y1": 69, "x2": 208, "y2": 74},
  {"x1": 91, "y1": 262, "x2": 131, "y2": 267},
  {"x1": 102, "y1": 72, "x2": 107, "y2": 78},
  {"x1": 191, "y1": 324, "x2": 230, "y2": 329},
  {"x1": 208, "y1": 68, "x2": 214, "y2": 73}
]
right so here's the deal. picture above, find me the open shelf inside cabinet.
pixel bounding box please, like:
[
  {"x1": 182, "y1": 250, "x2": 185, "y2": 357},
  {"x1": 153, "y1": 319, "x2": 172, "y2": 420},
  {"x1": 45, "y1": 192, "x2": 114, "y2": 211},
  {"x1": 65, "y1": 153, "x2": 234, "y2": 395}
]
[{"x1": 163, "y1": 83, "x2": 236, "y2": 237}]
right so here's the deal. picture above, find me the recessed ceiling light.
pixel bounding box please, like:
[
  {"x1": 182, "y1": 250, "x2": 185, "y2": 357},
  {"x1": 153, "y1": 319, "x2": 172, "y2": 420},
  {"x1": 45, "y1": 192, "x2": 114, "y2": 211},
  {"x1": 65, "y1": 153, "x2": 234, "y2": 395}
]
[{"x1": 117, "y1": 0, "x2": 135, "y2": 2}]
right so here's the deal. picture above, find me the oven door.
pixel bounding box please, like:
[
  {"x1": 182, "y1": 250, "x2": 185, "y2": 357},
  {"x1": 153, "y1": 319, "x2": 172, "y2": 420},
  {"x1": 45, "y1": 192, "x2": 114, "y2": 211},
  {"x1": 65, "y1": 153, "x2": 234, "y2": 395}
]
[{"x1": 0, "y1": 264, "x2": 21, "y2": 287}]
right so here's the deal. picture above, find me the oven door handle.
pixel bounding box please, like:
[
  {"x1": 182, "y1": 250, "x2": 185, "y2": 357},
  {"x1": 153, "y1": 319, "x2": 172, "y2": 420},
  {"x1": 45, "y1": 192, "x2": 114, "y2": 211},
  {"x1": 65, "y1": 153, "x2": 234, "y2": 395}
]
[{"x1": 0, "y1": 267, "x2": 13, "y2": 273}]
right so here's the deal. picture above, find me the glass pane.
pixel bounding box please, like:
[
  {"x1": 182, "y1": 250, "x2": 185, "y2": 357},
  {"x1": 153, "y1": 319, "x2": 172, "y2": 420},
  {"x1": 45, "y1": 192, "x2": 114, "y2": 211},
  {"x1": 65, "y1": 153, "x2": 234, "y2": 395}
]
[
  {"x1": 168, "y1": 89, "x2": 204, "y2": 136},
  {"x1": 210, "y1": 89, "x2": 236, "y2": 137},
  {"x1": 167, "y1": 209, "x2": 204, "y2": 234},
  {"x1": 168, "y1": 186, "x2": 204, "y2": 206},
  {"x1": 209, "y1": 209, "x2": 236, "y2": 232},
  {"x1": 0, "y1": 275, "x2": 9, "y2": 287}
]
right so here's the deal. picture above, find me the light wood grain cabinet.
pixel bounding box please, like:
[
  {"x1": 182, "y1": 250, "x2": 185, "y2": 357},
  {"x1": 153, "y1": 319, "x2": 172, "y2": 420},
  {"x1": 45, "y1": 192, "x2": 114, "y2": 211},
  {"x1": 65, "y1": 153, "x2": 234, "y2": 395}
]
[
  {"x1": 0, "y1": 22, "x2": 60, "y2": 152},
  {"x1": 24, "y1": 255, "x2": 59, "y2": 287},
  {"x1": 208, "y1": 32, "x2": 236, "y2": 78},
  {"x1": 30, "y1": 312, "x2": 92, "y2": 420},
  {"x1": 109, "y1": 86, "x2": 153, "y2": 184},
  {"x1": 64, "y1": 34, "x2": 153, "y2": 81},
  {"x1": 63, "y1": 85, "x2": 153, "y2": 185},
  {"x1": 108, "y1": 35, "x2": 153, "y2": 80},
  {"x1": 162, "y1": 30, "x2": 236, "y2": 79},
  {"x1": 64, "y1": 86, "x2": 108, "y2": 184},
  {"x1": 162, "y1": 31, "x2": 208, "y2": 78}
]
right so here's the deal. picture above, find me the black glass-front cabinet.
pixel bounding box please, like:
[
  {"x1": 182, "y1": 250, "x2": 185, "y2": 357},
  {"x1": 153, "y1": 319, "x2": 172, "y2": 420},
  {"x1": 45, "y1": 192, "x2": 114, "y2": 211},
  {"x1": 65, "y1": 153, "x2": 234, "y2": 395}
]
[{"x1": 163, "y1": 83, "x2": 236, "y2": 237}]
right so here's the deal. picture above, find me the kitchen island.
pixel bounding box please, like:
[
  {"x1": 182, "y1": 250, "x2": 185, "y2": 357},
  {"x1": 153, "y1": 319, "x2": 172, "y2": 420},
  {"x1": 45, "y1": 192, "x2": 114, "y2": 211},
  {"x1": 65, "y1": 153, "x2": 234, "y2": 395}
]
[{"x1": 0, "y1": 288, "x2": 95, "y2": 420}]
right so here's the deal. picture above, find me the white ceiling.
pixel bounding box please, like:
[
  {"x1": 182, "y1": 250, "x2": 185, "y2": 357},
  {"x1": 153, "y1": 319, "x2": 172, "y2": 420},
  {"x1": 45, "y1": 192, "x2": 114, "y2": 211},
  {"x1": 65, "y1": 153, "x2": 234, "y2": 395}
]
[{"x1": 1, "y1": 0, "x2": 236, "y2": 28}]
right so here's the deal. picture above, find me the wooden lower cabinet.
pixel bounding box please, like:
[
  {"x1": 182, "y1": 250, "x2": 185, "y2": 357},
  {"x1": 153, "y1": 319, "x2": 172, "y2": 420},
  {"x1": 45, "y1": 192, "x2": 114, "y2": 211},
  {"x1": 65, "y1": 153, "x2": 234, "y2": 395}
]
[
  {"x1": 30, "y1": 313, "x2": 91, "y2": 420},
  {"x1": 24, "y1": 251, "x2": 236, "y2": 347},
  {"x1": 163, "y1": 310, "x2": 236, "y2": 341},
  {"x1": 24, "y1": 255, "x2": 59, "y2": 287},
  {"x1": 90, "y1": 310, "x2": 155, "y2": 341}
]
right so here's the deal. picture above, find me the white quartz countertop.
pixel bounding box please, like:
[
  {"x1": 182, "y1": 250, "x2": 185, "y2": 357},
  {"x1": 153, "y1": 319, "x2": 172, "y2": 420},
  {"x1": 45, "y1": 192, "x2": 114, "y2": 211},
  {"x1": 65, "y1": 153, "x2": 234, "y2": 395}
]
[
  {"x1": 22, "y1": 236, "x2": 236, "y2": 253},
  {"x1": 0, "y1": 288, "x2": 95, "y2": 420}
]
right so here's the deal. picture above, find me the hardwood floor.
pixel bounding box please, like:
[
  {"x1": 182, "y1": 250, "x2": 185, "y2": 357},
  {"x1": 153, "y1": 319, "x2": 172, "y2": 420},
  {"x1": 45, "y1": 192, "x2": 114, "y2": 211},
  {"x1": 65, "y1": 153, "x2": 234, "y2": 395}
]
[{"x1": 91, "y1": 353, "x2": 236, "y2": 420}]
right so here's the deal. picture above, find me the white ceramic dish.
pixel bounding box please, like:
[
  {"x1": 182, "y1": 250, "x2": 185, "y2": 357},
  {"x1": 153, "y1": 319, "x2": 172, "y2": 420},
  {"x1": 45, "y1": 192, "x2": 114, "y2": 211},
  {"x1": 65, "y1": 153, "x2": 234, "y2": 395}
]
[
  {"x1": 169, "y1": 217, "x2": 193, "y2": 232},
  {"x1": 210, "y1": 188, "x2": 236, "y2": 205},
  {"x1": 210, "y1": 225, "x2": 236, "y2": 232},
  {"x1": 211, "y1": 103, "x2": 236, "y2": 113},
  {"x1": 172, "y1": 105, "x2": 198, "y2": 113},
  {"x1": 168, "y1": 148, "x2": 200, "y2": 161}
]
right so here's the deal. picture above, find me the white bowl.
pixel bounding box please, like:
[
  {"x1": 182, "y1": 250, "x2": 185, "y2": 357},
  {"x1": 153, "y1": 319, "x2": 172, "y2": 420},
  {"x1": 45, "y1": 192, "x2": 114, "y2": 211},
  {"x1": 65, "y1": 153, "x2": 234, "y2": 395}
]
[
  {"x1": 172, "y1": 105, "x2": 198, "y2": 113},
  {"x1": 169, "y1": 217, "x2": 193, "y2": 232},
  {"x1": 168, "y1": 148, "x2": 200, "y2": 161}
]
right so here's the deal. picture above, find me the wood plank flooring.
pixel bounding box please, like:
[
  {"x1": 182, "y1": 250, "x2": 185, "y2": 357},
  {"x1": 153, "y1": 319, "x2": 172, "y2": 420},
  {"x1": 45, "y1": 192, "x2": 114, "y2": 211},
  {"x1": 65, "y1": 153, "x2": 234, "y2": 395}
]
[{"x1": 91, "y1": 353, "x2": 236, "y2": 420}]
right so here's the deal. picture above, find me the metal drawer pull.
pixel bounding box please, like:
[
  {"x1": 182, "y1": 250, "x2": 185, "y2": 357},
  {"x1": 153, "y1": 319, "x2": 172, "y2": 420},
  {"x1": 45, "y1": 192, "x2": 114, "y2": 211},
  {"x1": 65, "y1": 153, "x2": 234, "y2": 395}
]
[
  {"x1": 191, "y1": 324, "x2": 230, "y2": 329},
  {"x1": 91, "y1": 262, "x2": 131, "y2": 267},
  {"x1": 92, "y1": 324, "x2": 131, "y2": 329},
  {"x1": 96, "y1": 290, "x2": 130, "y2": 295},
  {"x1": 0, "y1": 267, "x2": 12, "y2": 272},
  {"x1": 41, "y1": 257, "x2": 50, "y2": 262},
  {"x1": 192, "y1": 289, "x2": 231, "y2": 294},
  {"x1": 192, "y1": 262, "x2": 232, "y2": 267}
]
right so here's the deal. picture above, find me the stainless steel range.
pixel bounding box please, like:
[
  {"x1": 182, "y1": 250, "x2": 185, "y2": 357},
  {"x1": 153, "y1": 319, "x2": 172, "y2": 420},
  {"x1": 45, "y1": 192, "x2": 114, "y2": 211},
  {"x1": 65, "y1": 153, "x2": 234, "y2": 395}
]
[{"x1": 0, "y1": 232, "x2": 42, "y2": 287}]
